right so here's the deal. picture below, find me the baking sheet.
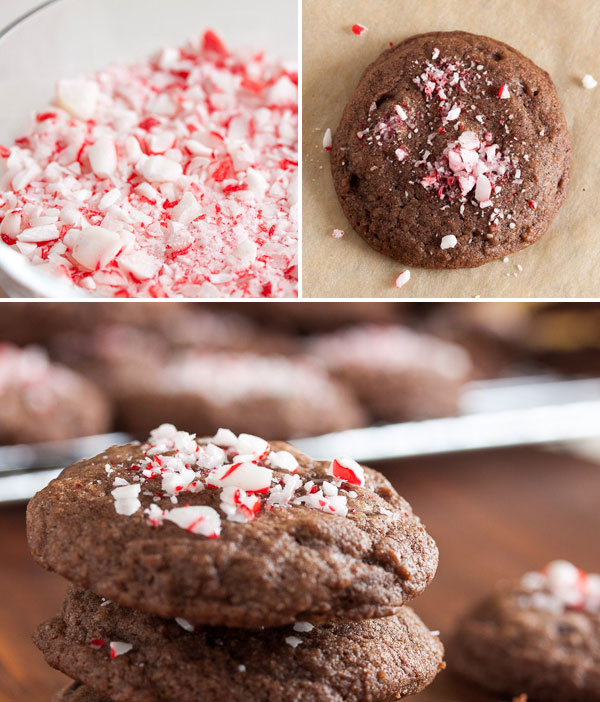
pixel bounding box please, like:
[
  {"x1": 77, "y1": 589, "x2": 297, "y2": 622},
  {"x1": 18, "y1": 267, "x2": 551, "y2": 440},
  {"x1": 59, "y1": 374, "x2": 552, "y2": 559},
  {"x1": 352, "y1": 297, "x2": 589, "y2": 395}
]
[{"x1": 301, "y1": 0, "x2": 600, "y2": 298}]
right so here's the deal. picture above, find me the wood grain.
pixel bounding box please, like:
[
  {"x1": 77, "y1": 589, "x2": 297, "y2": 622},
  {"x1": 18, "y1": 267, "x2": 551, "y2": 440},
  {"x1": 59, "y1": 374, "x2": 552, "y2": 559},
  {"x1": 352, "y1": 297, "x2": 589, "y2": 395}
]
[{"x1": 0, "y1": 447, "x2": 598, "y2": 702}]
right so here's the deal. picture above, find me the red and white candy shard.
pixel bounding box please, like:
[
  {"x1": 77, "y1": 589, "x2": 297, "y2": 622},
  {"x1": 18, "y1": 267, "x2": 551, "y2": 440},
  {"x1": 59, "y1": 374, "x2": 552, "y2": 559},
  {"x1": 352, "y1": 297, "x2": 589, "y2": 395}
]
[
  {"x1": 110, "y1": 641, "x2": 133, "y2": 658},
  {"x1": 207, "y1": 461, "x2": 273, "y2": 494},
  {"x1": 351, "y1": 24, "x2": 368, "y2": 35},
  {"x1": 163, "y1": 505, "x2": 222, "y2": 538},
  {"x1": 220, "y1": 486, "x2": 262, "y2": 522},
  {"x1": 322, "y1": 128, "x2": 332, "y2": 150},
  {"x1": 331, "y1": 228, "x2": 344, "y2": 239},
  {"x1": 498, "y1": 83, "x2": 510, "y2": 99},
  {"x1": 0, "y1": 30, "x2": 298, "y2": 298},
  {"x1": 329, "y1": 457, "x2": 365, "y2": 486},
  {"x1": 520, "y1": 560, "x2": 600, "y2": 614}
]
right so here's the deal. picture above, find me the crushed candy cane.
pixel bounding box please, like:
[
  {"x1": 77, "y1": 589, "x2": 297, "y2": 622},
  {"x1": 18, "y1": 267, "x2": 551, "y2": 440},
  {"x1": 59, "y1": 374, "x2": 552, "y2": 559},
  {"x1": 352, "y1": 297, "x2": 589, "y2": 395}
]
[
  {"x1": 519, "y1": 560, "x2": 600, "y2": 614},
  {"x1": 106, "y1": 424, "x2": 377, "y2": 537},
  {"x1": 351, "y1": 24, "x2": 368, "y2": 36},
  {"x1": 323, "y1": 128, "x2": 333, "y2": 150},
  {"x1": 329, "y1": 457, "x2": 365, "y2": 486},
  {"x1": 285, "y1": 635, "x2": 303, "y2": 648},
  {"x1": 440, "y1": 234, "x2": 457, "y2": 249},
  {"x1": 582, "y1": 74, "x2": 598, "y2": 90},
  {"x1": 0, "y1": 30, "x2": 298, "y2": 298},
  {"x1": 331, "y1": 228, "x2": 345, "y2": 239},
  {"x1": 354, "y1": 47, "x2": 545, "y2": 240},
  {"x1": 110, "y1": 641, "x2": 133, "y2": 658},
  {"x1": 395, "y1": 270, "x2": 410, "y2": 288}
]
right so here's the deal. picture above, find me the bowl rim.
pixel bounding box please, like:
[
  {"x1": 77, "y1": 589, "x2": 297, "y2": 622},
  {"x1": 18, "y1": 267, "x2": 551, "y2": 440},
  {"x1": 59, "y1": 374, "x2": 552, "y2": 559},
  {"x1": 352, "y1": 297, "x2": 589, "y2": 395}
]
[{"x1": 0, "y1": 0, "x2": 63, "y2": 43}]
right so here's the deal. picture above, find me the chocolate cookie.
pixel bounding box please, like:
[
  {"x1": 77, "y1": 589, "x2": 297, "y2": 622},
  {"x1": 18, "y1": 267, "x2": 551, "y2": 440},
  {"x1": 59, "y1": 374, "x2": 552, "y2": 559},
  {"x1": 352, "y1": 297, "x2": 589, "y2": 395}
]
[
  {"x1": 114, "y1": 352, "x2": 367, "y2": 438},
  {"x1": 38, "y1": 587, "x2": 445, "y2": 702},
  {"x1": 453, "y1": 560, "x2": 600, "y2": 701},
  {"x1": 27, "y1": 425, "x2": 438, "y2": 627},
  {"x1": 0, "y1": 342, "x2": 111, "y2": 444},
  {"x1": 331, "y1": 31, "x2": 570, "y2": 268},
  {"x1": 307, "y1": 325, "x2": 472, "y2": 421}
]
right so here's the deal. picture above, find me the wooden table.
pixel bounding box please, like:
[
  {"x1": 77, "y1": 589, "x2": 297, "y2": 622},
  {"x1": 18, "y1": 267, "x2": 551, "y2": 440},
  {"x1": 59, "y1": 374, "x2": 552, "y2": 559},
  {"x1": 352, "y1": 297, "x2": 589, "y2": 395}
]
[{"x1": 1, "y1": 447, "x2": 599, "y2": 702}]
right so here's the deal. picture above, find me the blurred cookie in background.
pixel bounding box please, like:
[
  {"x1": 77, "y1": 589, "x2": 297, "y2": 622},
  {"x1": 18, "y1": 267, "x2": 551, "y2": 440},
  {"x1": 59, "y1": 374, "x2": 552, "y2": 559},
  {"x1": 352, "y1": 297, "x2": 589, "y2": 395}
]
[
  {"x1": 0, "y1": 343, "x2": 111, "y2": 444},
  {"x1": 422, "y1": 302, "x2": 534, "y2": 379},
  {"x1": 47, "y1": 309, "x2": 296, "y2": 401},
  {"x1": 521, "y1": 303, "x2": 600, "y2": 375},
  {"x1": 306, "y1": 325, "x2": 472, "y2": 422},
  {"x1": 452, "y1": 560, "x2": 600, "y2": 702},
  {"x1": 0, "y1": 302, "x2": 178, "y2": 346},
  {"x1": 47, "y1": 325, "x2": 169, "y2": 402},
  {"x1": 223, "y1": 301, "x2": 402, "y2": 333},
  {"x1": 116, "y1": 352, "x2": 367, "y2": 439}
]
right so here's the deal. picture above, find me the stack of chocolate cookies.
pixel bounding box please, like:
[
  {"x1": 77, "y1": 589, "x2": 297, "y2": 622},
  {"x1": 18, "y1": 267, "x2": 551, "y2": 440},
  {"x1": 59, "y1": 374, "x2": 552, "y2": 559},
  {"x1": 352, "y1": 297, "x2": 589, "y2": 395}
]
[{"x1": 27, "y1": 424, "x2": 444, "y2": 701}]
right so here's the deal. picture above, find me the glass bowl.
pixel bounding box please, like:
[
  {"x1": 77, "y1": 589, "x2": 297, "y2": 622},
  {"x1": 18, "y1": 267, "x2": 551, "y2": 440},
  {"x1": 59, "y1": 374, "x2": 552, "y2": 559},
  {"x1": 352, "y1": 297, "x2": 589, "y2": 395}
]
[{"x1": 0, "y1": 0, "x2": 297, "y2": 297}]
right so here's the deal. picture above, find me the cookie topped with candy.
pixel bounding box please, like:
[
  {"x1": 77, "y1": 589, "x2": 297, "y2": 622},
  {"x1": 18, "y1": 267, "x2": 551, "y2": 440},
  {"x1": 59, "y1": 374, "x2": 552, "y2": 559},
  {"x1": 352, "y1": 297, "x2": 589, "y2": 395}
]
[
  {"x1": 27, "y1": 424, "x2": 438, "y2": 628},
  {"x1": 453, "y1": 560, "x2": 600, "y2": 702}
]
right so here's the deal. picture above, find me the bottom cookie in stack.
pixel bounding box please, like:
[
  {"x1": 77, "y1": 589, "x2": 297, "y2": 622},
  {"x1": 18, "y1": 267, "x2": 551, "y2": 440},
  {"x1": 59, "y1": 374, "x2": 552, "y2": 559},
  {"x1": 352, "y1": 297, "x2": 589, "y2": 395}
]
[{"x1": 38, "y1": 587, "x2": 444, "y2": 702}]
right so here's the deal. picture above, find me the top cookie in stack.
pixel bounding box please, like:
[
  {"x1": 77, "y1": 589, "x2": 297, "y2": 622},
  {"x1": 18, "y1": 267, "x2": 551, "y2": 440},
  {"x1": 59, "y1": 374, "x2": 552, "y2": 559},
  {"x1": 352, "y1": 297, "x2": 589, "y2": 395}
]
[{"x1": 28, "y1": 424, "x2": 444, "y2": 701}]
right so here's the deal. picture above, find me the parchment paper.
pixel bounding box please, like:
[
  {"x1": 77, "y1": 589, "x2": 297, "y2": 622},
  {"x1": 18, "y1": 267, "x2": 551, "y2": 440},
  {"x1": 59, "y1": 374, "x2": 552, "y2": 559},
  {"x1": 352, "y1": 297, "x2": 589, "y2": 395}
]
[{"x1": 302, "y1": 0, "x2": 600, "y2": 298}]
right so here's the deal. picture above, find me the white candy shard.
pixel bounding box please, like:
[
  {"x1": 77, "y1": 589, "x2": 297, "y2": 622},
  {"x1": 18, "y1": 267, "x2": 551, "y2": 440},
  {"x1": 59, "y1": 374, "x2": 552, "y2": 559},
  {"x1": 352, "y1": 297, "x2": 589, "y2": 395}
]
[
  {"x1": 440, "y1": 234, "x2": 458, "y2": 249},
  {"x1": 293, "y1": 621, "x2": 315, "y2": 633},
  {"x1": 17, "y1": 225, "x2": 59, "y2": 243},
  {"x1": 72, "y1": 226, "x2": 122, "y2": 270},
  {"x1": 234, "y1": 238, "x2": 258, "y2": 264},
  {"x1": 269, "y1": 450, "x2": 299, "y2": 473},
  {"x1": 89, "y1": 136, "x2": 117, "y2": 177},
  {"x1": 395, "y1": 270, "x2": 410, "y2": 288},
  {"x1": 267, "y1": 76, "x2": 297, "y2": 105},
  {"x1": 458, "y1": 131, "x2": 480, "y2": 150},
  {"x1": 111, "y1": 483, "x2": 141, "y2": 516},
  {"x1": 57, "y1": 78, "x2": 99, "y2": 119},
  {"x1": 475, "y1": 174, "x2": 492, "y2": 202},
  {"x1": 175, "y1": 617, "x2": 196, "y2": 632},
  {"x1": 446, "y1": 105, "x2": 461, "y2": 121},
  {"x1": 140, "y1": 155, "x2": 183, "y2": 183},
  {"x1": 395, "y1": 105, "x2": 408, "y2": 121},
  {"x1": 171, "y1": 192, "x2": 202, "y2": 225},
  {"x1": 235, "y1": 434, "x2": 270, "y2": 457},
  {"x1": 119, "y1": 251, "x2": 162, "y2": 280},
  {"x1": 212, "y1": 428, "x2": 237, "y2": 446},
  {"x1": 583, "y1": 74, "x2": 598, "y2": 89},
  {"x1": 246, "y1": 167, "x2": 268, "y2": 199},
  {"x1": 0, "y1": 212, "x2": 22, "y2": 236},
  {"x1": 322, "y1": 128, "x2": 332, "y2": 150}
]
